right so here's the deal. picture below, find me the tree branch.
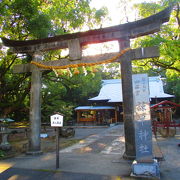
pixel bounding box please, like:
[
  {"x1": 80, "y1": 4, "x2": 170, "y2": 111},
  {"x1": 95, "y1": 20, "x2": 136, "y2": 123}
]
[{"x1": 150, "y1": 58, "x2": 180, "y2": 73}]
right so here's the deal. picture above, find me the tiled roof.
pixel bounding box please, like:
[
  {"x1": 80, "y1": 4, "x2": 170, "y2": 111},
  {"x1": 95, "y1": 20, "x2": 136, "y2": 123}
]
[
  {"x1": 89, "y1": 76, "x2": 174, "y2": 102},
  {"x1": 75, "y1": 106, "x2": 115, "y2": 110}
]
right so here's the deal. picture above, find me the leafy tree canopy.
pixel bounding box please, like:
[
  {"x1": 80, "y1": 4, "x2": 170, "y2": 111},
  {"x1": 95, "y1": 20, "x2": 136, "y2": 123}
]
[
  {"x1": 132, "y1": 0, "x2": 180, "y2": 103},
  {"x1": 0, "y1": 0, "x2": 108, "y2": 121}
]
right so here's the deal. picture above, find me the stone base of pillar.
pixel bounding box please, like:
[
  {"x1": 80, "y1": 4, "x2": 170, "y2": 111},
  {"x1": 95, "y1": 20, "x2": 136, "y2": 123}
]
[
  {"x1": 123, "y1": 152, "x2": 136, "y2": 160},
  {"x1": 26, "y1": 150, "x2": 43, "y2": 156},
  {"x1": 131, "y1": 159, "x2": 160, "y2": 179}
]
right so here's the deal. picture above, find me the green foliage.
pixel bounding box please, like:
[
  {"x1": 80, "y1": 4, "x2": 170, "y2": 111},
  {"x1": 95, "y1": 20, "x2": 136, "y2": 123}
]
[
  {"x1": 27, "y1": 14, "x2": 52, "y2": 39},
  {"x1": 0, "y1": 51, "x2": 31, "y2": 121},
  {"x1": 41, "y1": 69, "x2": 102, "y2": 122},
  {"x1": 165, "y1": 77, "x2": 180, "y2": 103},
  {"x1": 100, "y1": 63, "x2": 121, "y2": 79},
  {"x1": 0, "y1": 0, "x2": 108, "y2": 121},
  {"x1": 133, "y1": 0, "x2": 180, "y2": 102},
  {"x1": 94, "y1": 7, "x2": 109, "y2": 25},
  {"x1": 0, "y1": 0, "x2": 52, "y2": 39},
  {"x1": 134, "y1": 3, "x2": 163, "y2": 17},
  {"x1": 0, "y1": 150, "x2": 5, "y2": 158}
]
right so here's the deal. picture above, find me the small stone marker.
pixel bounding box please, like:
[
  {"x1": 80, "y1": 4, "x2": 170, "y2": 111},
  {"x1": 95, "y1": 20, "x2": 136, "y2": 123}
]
[{"x1": 131, "y1": 74, "x2": 160, "y2": 179}]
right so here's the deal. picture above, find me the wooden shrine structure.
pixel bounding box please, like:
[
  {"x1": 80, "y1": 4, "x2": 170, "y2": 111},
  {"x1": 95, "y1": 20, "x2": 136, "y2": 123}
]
[
  {"x1": 75, "y1": 106, "x2": 117, "y2": 125},
  {"x1": 151, "y1": 100, "x2": 180, "y2": 137},
  {"x1": 1, "y1": 7, "x2": 172, "y2": 158}
]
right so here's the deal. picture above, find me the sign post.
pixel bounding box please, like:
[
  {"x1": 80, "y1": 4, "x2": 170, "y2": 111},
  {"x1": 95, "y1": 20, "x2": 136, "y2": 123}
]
[
  {"x1": 50, "y1": 113, "x2": 63, "y2": 169},
  {"x1": 56, "y1": 127, "x2": 60, "y2": 169},
  {"x1": 131, "y1": 74, "x2": 160, "y2": 179}
]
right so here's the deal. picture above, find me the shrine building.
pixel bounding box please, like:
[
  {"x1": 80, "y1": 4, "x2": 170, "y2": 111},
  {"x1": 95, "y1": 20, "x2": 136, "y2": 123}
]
[{"x1": 75, "y1": 76, "x2": 174, "y2": 125}]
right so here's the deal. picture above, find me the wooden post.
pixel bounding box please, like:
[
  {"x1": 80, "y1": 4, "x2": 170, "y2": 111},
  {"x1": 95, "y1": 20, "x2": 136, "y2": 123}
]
[
  {"x1": 27, "y1": 52, "x2": 43, "y2": 155},
  {"x1": 56, "y1": 127, "x2": 60, "y2": 169},
  {"x1": 77, "y1": 111, "x2": 80, "y2": 123},
  {"x1": 50, "y1": 113, "x2": 63, "y2": 169},
  {"x1": 115, "y1": 109, "x2": 118, "y2": 123},
  {"x1": 119, "y1": 39, "x2": 136, "y2": 159}
]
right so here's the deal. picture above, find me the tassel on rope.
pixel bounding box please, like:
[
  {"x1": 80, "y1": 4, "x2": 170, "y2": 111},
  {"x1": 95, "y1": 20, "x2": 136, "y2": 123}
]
[
  {"x1": 67, "y1": 68, "x2": 72, "y2": 77},
  {"x1": 82, "y1": 66, "x2": 87, "y2": 76},
  {"x1": 53, "y1": 69, "x2": 58, "y2": 77},
  {"x1": 74, "y1": 68, "x2": 80, "y2": 75},
  {"x1": 92, "y1": 67, "x2": 98, "y2": 73},
  {"x1": 57, "y1": 70, "x2": 63, "y2": 76}
]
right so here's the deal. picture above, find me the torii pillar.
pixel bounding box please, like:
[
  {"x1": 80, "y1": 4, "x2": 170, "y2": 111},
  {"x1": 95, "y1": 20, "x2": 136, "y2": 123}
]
[
  {"x1": 27, "y1": 52, "x2": 43, "y2": 155},
  {"x1": 119, "y1": 39, "x2": 135, "y2": 159}
]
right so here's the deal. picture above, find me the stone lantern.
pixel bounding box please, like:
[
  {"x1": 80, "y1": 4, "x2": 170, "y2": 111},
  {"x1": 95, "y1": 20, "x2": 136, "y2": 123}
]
[{"x1": 0, "y1": 118, "x2": 14, "y2": 150}]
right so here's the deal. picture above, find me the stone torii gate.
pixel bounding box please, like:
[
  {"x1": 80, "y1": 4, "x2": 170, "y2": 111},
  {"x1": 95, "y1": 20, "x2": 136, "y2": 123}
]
[{"x1": 1, "y1": 7, "x2": 171, "y2": 157}]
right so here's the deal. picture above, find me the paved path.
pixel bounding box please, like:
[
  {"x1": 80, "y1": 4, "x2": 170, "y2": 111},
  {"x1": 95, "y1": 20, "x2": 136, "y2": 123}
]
[
  {"x1": 0, "y1": 125, "x2": 131, "y2": 180},
  {"x1": 0, "y1": 124, "x2": 180, "y2": 180},
  {"x1": 157, "y1": 130, "x2": 180, "y2": 180},
  {"x1": 61, "y1": 125, "x2": 124, "y2": 155},
  {"x1": 0, "y1": 167, "x2": 123, "y2": 180}
]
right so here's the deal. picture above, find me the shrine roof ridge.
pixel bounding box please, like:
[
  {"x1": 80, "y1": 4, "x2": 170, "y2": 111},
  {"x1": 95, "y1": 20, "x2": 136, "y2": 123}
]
[
  {"x1": 1, "y1": 6, "x2": 172, "y2": 49},
  {"x1": 89, "y1": 76, "x2": 174, "y2": 103}
]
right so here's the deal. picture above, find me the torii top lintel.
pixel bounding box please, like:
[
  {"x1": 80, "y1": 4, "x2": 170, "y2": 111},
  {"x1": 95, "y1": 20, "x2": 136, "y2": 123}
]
[{"x1": 1, "y1": 7, "x2": 172, "y2": 53}]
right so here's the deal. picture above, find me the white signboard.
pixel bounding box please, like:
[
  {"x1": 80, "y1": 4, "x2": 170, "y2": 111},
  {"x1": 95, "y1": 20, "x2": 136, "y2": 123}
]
[{"x1": 50, "y1": 114, "x2": 63, "y2": 127}]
